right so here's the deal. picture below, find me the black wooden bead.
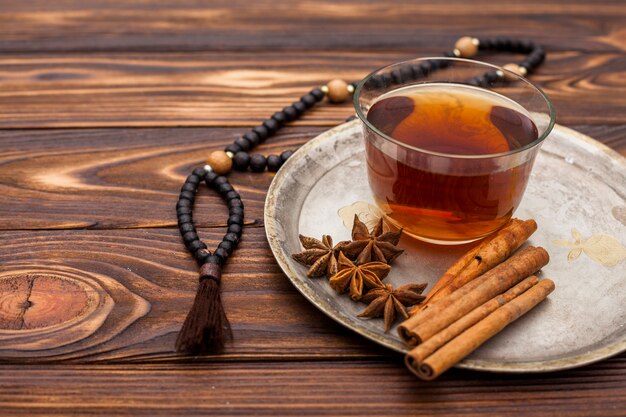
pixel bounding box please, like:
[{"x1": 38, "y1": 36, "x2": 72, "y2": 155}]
[
  {"x1": 229, "y1": 206, "x2": 244, "y2": 216},
  {"x1": 365, "y1": 75, "x2": 384, "y2": 89},
  {"x1": 224, "y1": 232, "x2": 239, "y2": 244},
  {"x1": 182, "y1": 182, "x2": 196, "y2": 193},
  {"x1": 300, "y1": 94, "x2": 316, "y2": 108},
  {"x1": 234, "y1": 137, "x2": 251, "y2": 152},
  {"x1": 192, "y1": 167, "x2": 206, "y2": 177},
  {"x1": 179, "y1": 190, "x2": 195, "y2": 201},
  {"x1": 225, "y1": 190, "x2": 240, "y2": 201},
  {"x1": 280, "y1": 150, "x2": 294, "y2": 162},
  {"x1": 529, "y1": 49, "x2": 546, "y2": 66},
  {"x1": 227, "y1": 214, "x2": 243, "y2": 226},
  {"x1": 491, "y1": 37, "x2": 505, "y2": 49},
  {"x1": 400, "y1": 65, "x2": 413, "y2": 82},
  {"x1": 263, "y1": 118, "x2": 279, "y2": 134},
  {"x1": 490, "y1": 37, "x2": 502, "y2": 49},
  {"x1": 530, "y1": 49, "x2": 544, "y2": 61},
  {"x1": 232, "y1": 152, "x2": 250, "y2": 171},
  {"x1": 228, "y1": 199, "x2": 243, "y2": 209},
  {"x1": 214, "y1": 176, "x2": 228, "y2": 186},
  {"x1": 204, "y1": 171, "x2": 218, "y2": 184},
  {"x1": 420, "y1": 62, "x2": 432, "y2": 74},
  {"x1": 194, "y1": 248, "x2": 211, "y2": 264},
  {"x1": 391, "y1": 68, "x2": 404, "y2": 84},
  {"x1": 217, "y1": 182, "x2": 233, "y2": 194},
  {"x1": 400, "y1": 64, "x2": 417, "y2": 81},
  {"x1": 249, "y1": 154, "x2": 267, "y2": 172},
  {"x1": 214, "y1": 247, "x2": 229, "y2": 262},
  {"x1": 206, "y1": 254, "x2": 221, "y2": 265},
  {"x1": 186, "y1": 174, "x2": 201, "y2": 185},
  {"x1": 526, "y1": 56, "x2": 541, "y2": 68},
  {"x1": 310, "y1": 88, "x2": 325, "y2": 101},
  {"x1": 218, "y1": 240, "x2": 234, "y2": 255},
  {"x1": 225, "y1": 143, "x2": 242, "y2": 154},
  {"x1": 267, "y1": 154, "x2": 282, "y2": 172},
  {"x1": 292, "y1": 101, "x2": 306, "y2": 114},
  {"x1": 282, "y1": 106, "x2": 298, "y2": 121},
  {"x1": 510, "y1": 39, "x2": 523, "y2": 53},
  {"x1": 520, "y1": 39, "x2": 534, "y2": 53},
  {"x1": 243, "y1": 131, "x2": 260, "y2": 147},
  {"x1": 179, "y1": 222, "x2": 195, "y2": 234},
  {"x1": 493, "y1": 37, "x2": 508, "y2": 50},
  {"x1": 252, "y1": 125, "x2": 269, "y2": 141},
  {"x1": 435, "y1": 59, "x2": 451, "y2": 69},
  {"x1": 478, "y1": 38, "x2": 493, "y2": 49},
  {"x1": 381, "y1": 72, "x2": 394, "y2": 85},
  {"x1": 228, "y1": 224, "x2": 243, "y2": 235},
  {"x1": 183, "y1": 231, "x2": 199, "y2": 243},
  {"x1": 409, "y1": 65, "x2": 424, "y2": 78},
  {"x1": 177, "y1": 206, "x2": 192, "y2": 216},
  {"x1": 520, "y1": 61, "x2": 532, "y2": 72},
  {"x1": 177, "y1": 199, "x2": 192, "y2": 208},
  {"x1": 429, "y1": 59, "x2": 442, "y2": 70},
  {"x1": 178, "y1": 214, "x2": 192, "y2": 224},
  {"x1": 188, "y1": 240, "x2": 207, "y2": 253},
  {"x1": 271, "y1": 111, "x2": 287, "y2": 126},
  {"x1": 484, "y1": 70, "x2": 499, "y2": 83}
]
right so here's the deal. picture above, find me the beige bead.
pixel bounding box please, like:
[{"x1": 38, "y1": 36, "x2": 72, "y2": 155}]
[
  {"x1": 454, "y1": 36, "x2": 479, "y2": 58},
  {"x1": 206, "y1": 150, "x2": 232, "y2": 175},
  {"x1": 326, "y1": 79, "x2": 350, "y2": 103},
  {"x1": 501, "y1": 63, "x2": 527, "y2": 80}
]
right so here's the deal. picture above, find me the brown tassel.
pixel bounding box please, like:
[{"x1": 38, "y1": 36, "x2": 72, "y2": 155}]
[{"x1": 176, "y1": 263, "x2": 232, "y2": 354}]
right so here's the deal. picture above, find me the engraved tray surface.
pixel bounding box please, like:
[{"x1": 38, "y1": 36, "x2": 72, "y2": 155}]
[{"x1": 265, "y1": 119, "x2": 626, "y2": 373}]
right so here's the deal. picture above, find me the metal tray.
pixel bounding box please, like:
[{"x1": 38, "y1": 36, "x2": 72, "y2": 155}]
[{"x1": 265, "y1": 119, "x2": 626, "y2": 373}]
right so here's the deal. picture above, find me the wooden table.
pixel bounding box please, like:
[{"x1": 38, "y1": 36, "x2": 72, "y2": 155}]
[{"x1": 1, "y1": 1, "x2": 625, "y2": 415}]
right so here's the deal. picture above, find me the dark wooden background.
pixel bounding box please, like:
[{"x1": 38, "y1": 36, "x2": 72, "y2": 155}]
[{"x1": 0, "y1": 1, "x2": 625, "y2": 415}]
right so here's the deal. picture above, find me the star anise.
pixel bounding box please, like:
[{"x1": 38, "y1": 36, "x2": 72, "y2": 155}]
[
  {"x1": 328, "y1": 252, "x2": 391, "y2": 301},
  {"x1": 343, "y1": 215, "x2": 404, "y2": 264},
  {"x1": 358, "y1": 282, "x2": 427, "y2": 332},
  {"x1": 292, "y1": 234, "x2": 347, "y2": 278}
]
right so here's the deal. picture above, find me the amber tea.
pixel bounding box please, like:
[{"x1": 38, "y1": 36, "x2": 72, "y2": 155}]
[{"x1": 365, "y1": 83, "x2": 539, "y2": 242}]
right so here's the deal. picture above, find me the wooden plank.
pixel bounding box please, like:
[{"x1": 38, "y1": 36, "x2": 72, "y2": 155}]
[
  {"x1": 1, "y1": 125, "x2": 623, "y2": 232},
  {"x1": 0, "y1": 227, "x2": 389, "y2": 362},
  {"x1": 1, "y1": 360, "x2": 626, "y2": 416},
  {"x1": 0, "y1": 50, "x2": 625, "y2": 128},
  {"x1": 0, "y1": 127, "x2": 325, "y2": 230},
  {"x1": 0, "y1": 0, "x2": 624, "y2": 53}
]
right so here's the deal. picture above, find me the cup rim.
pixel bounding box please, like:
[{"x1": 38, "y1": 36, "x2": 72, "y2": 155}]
[{"x1": 353, "y1": 57, "x2": 556, "y2": 160}]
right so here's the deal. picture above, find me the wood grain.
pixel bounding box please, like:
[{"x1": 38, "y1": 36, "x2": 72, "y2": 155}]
[
  {"x1": 0, "y1": 127, "x2": 325, "y2": 230},
  {"x1": 1, "y1": 360, "x2": 626, "y2": 416},
  {"x1": 1, "y1": 1, "x2": 626, "y2": 415},
  {"x1": 0, "y1": 227, "x2": 388, "y2": 362},
  {"x1": 0, "y1": 0, "x2": 624, "y2": 53},
  {"x1": 1, "y1": 51, "x2": 625, "y2": 128}
]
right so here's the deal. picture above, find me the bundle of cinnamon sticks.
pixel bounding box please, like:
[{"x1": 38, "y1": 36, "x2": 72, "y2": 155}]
[{"x1": 398, "y1": 219, "x2": 555, "y2": 380}]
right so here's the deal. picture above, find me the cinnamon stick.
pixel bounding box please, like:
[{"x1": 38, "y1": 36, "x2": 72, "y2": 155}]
[
  {"x1": 405, "y1": 278, "x2": 555, "y2": 381},
  {"x1": 408, "y1": 275, "x2": 539, "y2": 363},
  {"x1": 398, "y1": 246, "x2": 549, "y2": 347},
  {"x1": 418, "y1": 219, "x2": 519, "y2": 305},
  {"x1": 411, "y1": 219, "x2": 537, "y2": 314}
]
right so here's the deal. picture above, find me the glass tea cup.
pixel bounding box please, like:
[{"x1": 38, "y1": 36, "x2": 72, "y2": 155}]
[{"x1": 354, "y1": 57, "x2": 555, "y2": 244}]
